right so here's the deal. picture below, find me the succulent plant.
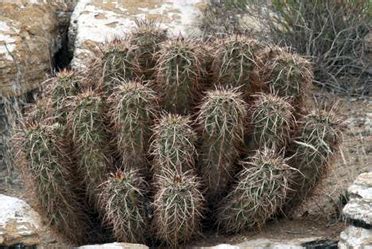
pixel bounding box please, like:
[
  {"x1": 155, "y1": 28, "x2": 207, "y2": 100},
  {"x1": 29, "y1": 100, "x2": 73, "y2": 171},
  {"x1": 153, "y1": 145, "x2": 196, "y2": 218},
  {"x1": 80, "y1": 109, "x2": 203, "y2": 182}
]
[
  {"x1": 130, "y1": 19, "x2": 168, "y2": 80},
  {"x1": 211, "y1": 36, "x2": 263, "y2": 92},
  {"x1": 217, "y1": 148, "x2": 295, "y2": 233},
  {"x1": 288, "y1": 109, "x2": 342, "y2": 204},
  {"x1": 68, "y1": 90, "x2": 110, "y2": 205},
  {"x1": 49, "y1": 70, "x2": 81, "y2": 123},
  {"x1": 108, "y1": 81, "x2": 157, "y2": 173},
  {"x1": 16, "y1": 123, "x2": 91, "y2": 244},
  {"x1": 196, "y1": 87, "x2": 247, "y2": 201},
  {"x1": 152, "y1": 170, "x2": 204, "y2": 248},
  {"x1": 257, "y1": 50, "x2": 313, "y2": 106},
  {"x1": 101, "y1": 39, "x2": 139, "y2": 91},
  {"x1": 155, "y1": 38, "x2": 204, "y2": 114},
  {"x1": 14, "y1": 30, "x2": 342, "y2": 247},
  {"x1": 151, "y1": 114, "x2": 197, "y2": 175},
  {"x1": 250, "y1": 93, "x2": 295, "y2": 150},
  {"x1": 99, "y1": 169, "x2": 148, "y2": 243}
]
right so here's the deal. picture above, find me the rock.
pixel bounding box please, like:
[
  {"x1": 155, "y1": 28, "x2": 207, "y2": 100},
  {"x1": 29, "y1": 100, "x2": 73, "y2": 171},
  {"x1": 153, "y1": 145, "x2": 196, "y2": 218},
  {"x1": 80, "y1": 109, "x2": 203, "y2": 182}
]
[
  {"x1": 0, "y1": 0, "x2": 72, "y2": 97},
  {"x1": 192, "y1": 244, "x2": 240, "y2": 249},
  {"x1": 68, "y1": 0, "x2": 208, "y2": 69},
  {"x1": 343, "y1": 172, "x2": 372, "y2": 226},
  {"x1": 0, "y1": 194, "x2": 42, "y2": 246},
  {"x1": 338, "y1": 226, "x2": 372, "y2": 248},
  {"x1": 78, "y1": 242, "x2": 149, "y2": 249},
  {"x1": 191, "y1": 237, "x2": 328, "y2": 249}
]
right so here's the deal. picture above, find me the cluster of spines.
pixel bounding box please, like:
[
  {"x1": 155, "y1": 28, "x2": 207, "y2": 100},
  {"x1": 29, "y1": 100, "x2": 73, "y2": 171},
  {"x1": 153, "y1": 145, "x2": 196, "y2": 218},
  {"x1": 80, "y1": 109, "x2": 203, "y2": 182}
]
[
  {"x1": 17, "y1": 123, "x2": 91, "y2": 244},
  {"x1": 101, "y1": 40, "x2": 139, "y2": 91},
  {"x1": 211, "y1": 37, "x2": 263, "y2": 94},
  {"x1": 107, "y1": 81, "x2": 157, "y2": 173},
  {"x1": 152, "y1": 170, "x2": 204, "y2": 248},
  {"x1": 217, "y1": 148, "x2": 295, "y2": 233},
  {"x1": 155, "y1": 38, "x2": 204, "y2": 114},
  {"x1": 250, "y1": 93, "x2": 295, "y2": 150},
  {"x1": 150, "y1": 114, "x2": 197, "y2": 175},
  {"x1": 286, "y1": 109, "x2": 342, "y2": 208},
  {"x1": 196, "y1": 87, "x2": 247, "y2": 201},
  {"x1": 68, "y1": 90, "x2": 110, "y2": 206},
  {"x1": 99, "y1": 169, "x2": 148, "y2": 243}
]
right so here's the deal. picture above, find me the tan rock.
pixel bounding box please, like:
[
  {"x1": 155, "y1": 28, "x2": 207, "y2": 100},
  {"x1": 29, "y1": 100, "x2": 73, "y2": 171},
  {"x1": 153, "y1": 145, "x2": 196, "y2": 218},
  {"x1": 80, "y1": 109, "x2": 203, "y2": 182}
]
[{"x1": 0, "y1": 0, "x2": 72, "y2": 97}]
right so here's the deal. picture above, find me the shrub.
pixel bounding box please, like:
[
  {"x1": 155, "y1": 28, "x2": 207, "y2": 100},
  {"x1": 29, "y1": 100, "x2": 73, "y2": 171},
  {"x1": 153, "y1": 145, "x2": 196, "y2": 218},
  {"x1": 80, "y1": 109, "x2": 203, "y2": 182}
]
[{"x1": 252, "y1": 0, "x2": 371, "y2": 94}]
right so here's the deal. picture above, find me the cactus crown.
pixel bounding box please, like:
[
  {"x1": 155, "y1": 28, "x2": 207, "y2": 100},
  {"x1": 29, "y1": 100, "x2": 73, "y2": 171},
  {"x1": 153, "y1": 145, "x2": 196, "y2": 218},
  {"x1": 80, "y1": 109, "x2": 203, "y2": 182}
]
[
  {"x1": 251, "y1": 93, "x2": 295, "y2": 149},
  {"x1": 262, "y1": 51, "x2": 313, "y2": 102},
  {"x1": 102, "y1": 39, "x2": 138, "y2": 89},
  {"x1": 294, "y1": 109, "x2": 342, "y2": 169},
  {"x1": 99, "y1": 169, "x2": 148, "y2": 243},
  {"x1": 198, "y1": 87, "x2": 246, "y2": 140},
  {"x1": 153, "y1": 170, "x2": 204, "y2": 247},
  {"x1": 156, "y1": 38, "x2": 203, "y2": 114},
  {"x1": 217, "y1": 148, "x2": 294, "y2": 233},
  {"x1": 212, "y1": 36, "x2": 263, "y2": 87},
  {"x1": 151, "y1": 114, "x2": 197, "y2": 174}
]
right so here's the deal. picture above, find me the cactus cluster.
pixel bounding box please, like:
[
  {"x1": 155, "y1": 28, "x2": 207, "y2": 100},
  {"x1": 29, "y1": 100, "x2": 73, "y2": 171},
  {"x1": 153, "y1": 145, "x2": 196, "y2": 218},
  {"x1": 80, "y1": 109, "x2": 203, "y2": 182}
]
[{"x1": 14, "y1": 20, "x2": 342, "y2": 248}]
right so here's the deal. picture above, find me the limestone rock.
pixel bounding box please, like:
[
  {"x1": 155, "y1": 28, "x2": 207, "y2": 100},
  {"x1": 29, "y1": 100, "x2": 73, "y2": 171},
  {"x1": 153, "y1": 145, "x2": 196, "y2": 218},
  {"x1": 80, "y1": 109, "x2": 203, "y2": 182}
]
[
  {"x1": 78, "y1": 242, "x2": 149, "y2": 249},
  {"x1": 68, "y1": 0, "x2": 208, "y2": 69},
  {"x1": 343, "y1": 172, "x2": 372, "y2": 226},
  {"x1": 191, "y1": 237, "x2": 328, "y2": 249},
  {"x1": 0, "y1": 194, "x2": 42, "y2": 246},
  {"x1": 0, "y1": 0, "x2": 72, "y2": 97},
  {"x1": 338, "y1": 226, "x2": 372, "y2": 249}
]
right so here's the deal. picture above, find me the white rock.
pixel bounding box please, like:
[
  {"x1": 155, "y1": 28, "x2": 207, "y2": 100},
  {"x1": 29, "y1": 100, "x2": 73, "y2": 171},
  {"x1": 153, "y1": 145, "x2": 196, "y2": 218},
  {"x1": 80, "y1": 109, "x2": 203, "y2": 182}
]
[
  {"x1": 191, "y1": 237, "x2": 325, "y2": 249},
  {"x1": 343, "y1": 172, "x2": 372, "y2": 225},
  {"x1": 338, "y1": 226, "x2": 372, "y2": 249},
  {"x1": 0, "y1": 194, "x2": 42, "y2": 246},
  {"x1": 68, "y1": 0, "x2": 208, "y2": 69},
  {"x1": 77, "y1": 242, "x2": 149, "y2": 249}
]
